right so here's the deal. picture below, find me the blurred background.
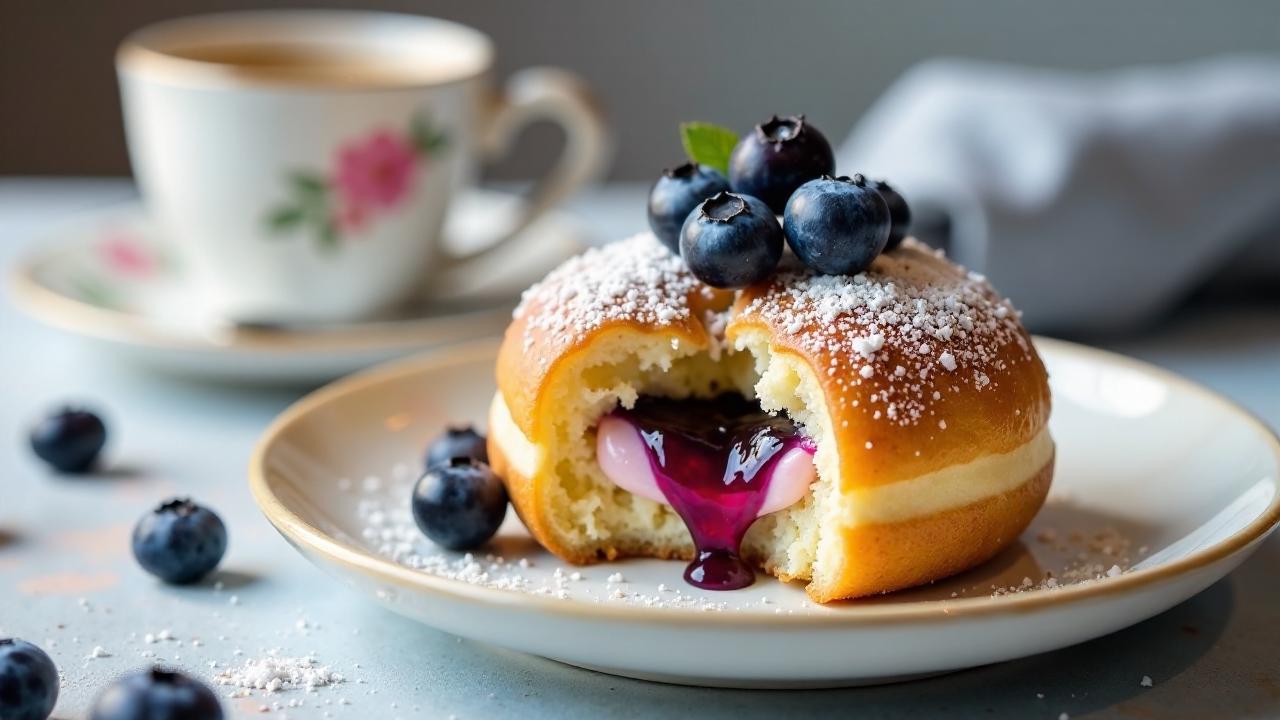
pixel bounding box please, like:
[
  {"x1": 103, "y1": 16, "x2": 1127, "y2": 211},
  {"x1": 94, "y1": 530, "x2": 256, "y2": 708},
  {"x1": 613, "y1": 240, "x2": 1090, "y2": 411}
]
[
  {"x1": 1, "y1": 9, "x2": 1278, "y2": 716},
  {"x1": 5, "y1": 0, "x2": 1280, "y2": 180},
  {"x1": 2, "y1": 0, "x2": 1278, "y2": 337}
]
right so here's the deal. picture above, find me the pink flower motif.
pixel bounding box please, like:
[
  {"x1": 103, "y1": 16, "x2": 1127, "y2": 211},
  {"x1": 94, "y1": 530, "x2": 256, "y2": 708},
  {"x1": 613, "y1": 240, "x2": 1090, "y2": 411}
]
[
  {"x1": 99, "y1": 232, "x2": 156, "y2": 277},
  {"x1": 333, "y1": 130, "x2": 419, "y2": 214}
]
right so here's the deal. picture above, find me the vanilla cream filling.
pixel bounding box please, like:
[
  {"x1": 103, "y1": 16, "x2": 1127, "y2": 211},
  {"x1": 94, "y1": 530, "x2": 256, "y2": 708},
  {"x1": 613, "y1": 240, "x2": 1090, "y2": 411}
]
[
  {"x1": 489, "y1": 392, "x2": 542, "y2": 479},
  {"x1": 842, "y1": 427, "x2": 1054, "y2": 526},
  {"x1": 489, "y1": 391, "x2": 1052, "y2": 527}
]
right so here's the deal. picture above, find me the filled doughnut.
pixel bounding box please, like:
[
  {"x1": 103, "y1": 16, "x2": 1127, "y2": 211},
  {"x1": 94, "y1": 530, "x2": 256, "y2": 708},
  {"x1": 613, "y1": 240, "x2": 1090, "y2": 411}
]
[{"x1": 488, "y1": 233, "x2": 1052, "y2": 602}]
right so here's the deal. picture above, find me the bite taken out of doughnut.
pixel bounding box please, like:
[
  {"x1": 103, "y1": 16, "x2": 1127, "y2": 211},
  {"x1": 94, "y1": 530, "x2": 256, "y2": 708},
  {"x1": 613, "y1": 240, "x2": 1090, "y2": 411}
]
[{"x1": 489, "y1": 234, "x2": 1052, "y2": 602}]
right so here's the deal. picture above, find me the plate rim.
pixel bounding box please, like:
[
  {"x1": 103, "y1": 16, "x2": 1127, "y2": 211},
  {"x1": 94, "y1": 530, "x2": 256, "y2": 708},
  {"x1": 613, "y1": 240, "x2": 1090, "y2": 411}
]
[
  {"x1": 248, "y1": 336, "x2": 1280, "y2": 627},
  {"x1": 6, "y1": 196, "x2": 574, "y2": 356}
]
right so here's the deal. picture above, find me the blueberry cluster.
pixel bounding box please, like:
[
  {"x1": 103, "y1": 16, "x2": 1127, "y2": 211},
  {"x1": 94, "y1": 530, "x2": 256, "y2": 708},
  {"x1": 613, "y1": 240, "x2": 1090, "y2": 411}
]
[
  {"x1": 414, "y1": 426, "x2": 508, "y2": 550},
  {"x1": 647, "y1": 115, "x2": 911, "y2": 288},
  {"x1": 17, "y1": 407, "x2": 228, "y2": 720}
]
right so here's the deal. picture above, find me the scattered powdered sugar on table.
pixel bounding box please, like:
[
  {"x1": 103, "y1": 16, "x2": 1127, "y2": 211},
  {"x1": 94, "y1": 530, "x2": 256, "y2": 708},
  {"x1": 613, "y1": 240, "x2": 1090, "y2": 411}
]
[{"x1": 215, "y1": 651, "x2": 345, "y2": 696}]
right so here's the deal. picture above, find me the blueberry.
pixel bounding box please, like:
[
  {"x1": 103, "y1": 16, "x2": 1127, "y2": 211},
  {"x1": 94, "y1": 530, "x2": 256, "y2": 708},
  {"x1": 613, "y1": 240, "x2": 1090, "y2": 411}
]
[
  {"x1": 679, "y1": 191, "x2": 783, "y2": 289},
  {"x1": 0, "y1": 639, "x2": 59, "y2": 720},
  {"x1": 870, "y1": 179, "x2": 912, "y2": 250},
  {"x1": 424, "y1": 425, "x2": 488, "y2": 470},
  {"x1": 728, "y1": 115, "x2": 835, "y2": 213},
  {"x1": 783, "y1": 174, "x2": 891, "y2": 276},
  {"x1": 89, "y1": 668, "x2": 223, "y2": 720},
  {"x1": 131, "y1": 498, "x2": 227, "y2": 584},
  {"x1": 412, "y1": 458, "x2": 508, "y2": 550},
  {"x1": 29, "y1": 407, "x2": 106, "y2": 473},
  {"x1": 646, "y1": 162, "x2": 731, "y2": 253}
]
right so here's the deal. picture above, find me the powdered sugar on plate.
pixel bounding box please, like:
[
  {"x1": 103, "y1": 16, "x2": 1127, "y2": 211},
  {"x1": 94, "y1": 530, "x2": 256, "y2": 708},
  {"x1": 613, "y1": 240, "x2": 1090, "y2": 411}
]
[
  {"x1": 351, "y1": 464, "x2": 736, "y2": 612},
  {"x1": 983, "y1": 526, "x2": 1140, "y2": 597},
  {"x1": 349, "y1": 462, "x2": 1142, "y2": 612}
]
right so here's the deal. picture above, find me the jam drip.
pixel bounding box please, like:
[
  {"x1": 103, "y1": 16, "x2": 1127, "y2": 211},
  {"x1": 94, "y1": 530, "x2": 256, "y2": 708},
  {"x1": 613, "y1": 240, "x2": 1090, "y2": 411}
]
[{"x1": 608, "y1": 393, "x2": 814, "y2": 590}]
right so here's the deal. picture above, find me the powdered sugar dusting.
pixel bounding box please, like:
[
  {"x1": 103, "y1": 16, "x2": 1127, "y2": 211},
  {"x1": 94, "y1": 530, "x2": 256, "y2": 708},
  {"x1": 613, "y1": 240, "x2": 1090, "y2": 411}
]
[
  {"x1": 984, "y1": 526, "x2": 1138, "y2": 597},
  {"x1": 514, "y1": 234, "x2": 703, "y2": 365},
  {"x1": 341, "y1": 466, "x2": 1146, "y2": 616},
  {"x1": 740, "y1": 239, "x2": 1032, "y2": 428},
  {"x1": 351, "y1": 465, "x2": 735, "y2": 612},
  {"x1": 512, "y1": 236, "x2": 1034, "y2": 434}
]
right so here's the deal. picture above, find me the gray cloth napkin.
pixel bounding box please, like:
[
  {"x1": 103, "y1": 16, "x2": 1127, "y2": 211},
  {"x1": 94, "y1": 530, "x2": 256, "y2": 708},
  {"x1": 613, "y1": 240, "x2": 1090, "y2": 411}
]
[{"x1": 838, "y1": 56, "x2": 1280, "y2": 332}]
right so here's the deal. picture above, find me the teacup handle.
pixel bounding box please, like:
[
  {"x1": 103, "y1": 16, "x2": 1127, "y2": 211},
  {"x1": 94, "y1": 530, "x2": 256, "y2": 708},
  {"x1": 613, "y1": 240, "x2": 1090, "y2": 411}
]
[{"x1": 438, "y1": 67, "x2": 611, "y2": 270}]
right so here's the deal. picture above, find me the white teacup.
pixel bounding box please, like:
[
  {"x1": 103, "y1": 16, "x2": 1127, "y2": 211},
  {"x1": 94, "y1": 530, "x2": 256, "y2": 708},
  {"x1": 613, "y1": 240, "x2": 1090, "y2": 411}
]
[{"x1": 117, "y1": 10, "x2": 609, "y2": 324}]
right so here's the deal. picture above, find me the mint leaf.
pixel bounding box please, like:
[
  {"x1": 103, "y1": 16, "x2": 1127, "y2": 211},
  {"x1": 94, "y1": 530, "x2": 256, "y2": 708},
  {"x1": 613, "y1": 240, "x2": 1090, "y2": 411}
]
[{"x1": 679, "y1": 122, "x2": 738, "y2": 175}]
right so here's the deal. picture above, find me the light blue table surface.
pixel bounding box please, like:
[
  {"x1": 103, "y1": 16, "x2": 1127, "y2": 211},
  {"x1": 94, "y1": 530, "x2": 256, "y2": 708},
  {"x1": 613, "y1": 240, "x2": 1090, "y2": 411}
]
[{"x1": 1, "y1": 178, "x2": 1277, "y2": 719}]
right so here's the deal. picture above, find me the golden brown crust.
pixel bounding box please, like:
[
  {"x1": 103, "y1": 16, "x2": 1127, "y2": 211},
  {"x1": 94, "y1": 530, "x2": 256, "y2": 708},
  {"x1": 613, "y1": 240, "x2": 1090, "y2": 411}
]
[
  {"x1": 497, "y1": 238, "x2": 731, "y2": 442},
  {"x1": 815, "y1": 456, "x2": 1053, "y2": 602},
  {"x1": 729, "y1": 312, "x2": 1049, "y2": 490},
  {"x1": 492, "y1": 234, "x2": 1054, "y2": 601}
]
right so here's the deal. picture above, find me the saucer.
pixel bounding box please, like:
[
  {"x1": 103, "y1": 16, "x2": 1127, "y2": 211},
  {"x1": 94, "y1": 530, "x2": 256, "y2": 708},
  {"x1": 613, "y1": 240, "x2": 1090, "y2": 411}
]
[
  {"x1": 249, "y1": 338, "x2": 1280, "y2": 687},
  {"x1": 10, "y1": 190, "x2": 589, "y2": 383}
]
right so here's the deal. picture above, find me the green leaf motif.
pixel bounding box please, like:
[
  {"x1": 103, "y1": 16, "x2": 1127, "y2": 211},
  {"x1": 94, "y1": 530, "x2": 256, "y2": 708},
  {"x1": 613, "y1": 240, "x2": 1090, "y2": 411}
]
[
  {"x1": 70, "y1": 276, "x2": 119, "y2": 310},
  {"x1": 317, "y1": 220, "x2": 339, "y2": 252},
  {"x1": 291, "y1": 172, "x2": 329, "y2": 197},
  {"x1": 265, "y1": 205, "x2": 305, "y2": 233},
  {"x1": 411, "y1": 114, "x2": 449, "y2": 156},
  {"x1": 680, "y1": 122, "x2": 739, "y2": 175}
]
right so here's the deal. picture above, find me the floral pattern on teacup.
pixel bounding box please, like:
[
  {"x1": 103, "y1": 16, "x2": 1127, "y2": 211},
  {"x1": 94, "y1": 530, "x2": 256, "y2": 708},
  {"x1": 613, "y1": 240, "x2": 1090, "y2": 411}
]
[
  {"x1": 265, "y1": 113, "x2": 448, "y2": 251},
  {"x1": 64, "y1": 229, "x2": 169, "y2": 311},
  {"x1": 98, "y1": 232, "x2": 159, "y2": 278}
]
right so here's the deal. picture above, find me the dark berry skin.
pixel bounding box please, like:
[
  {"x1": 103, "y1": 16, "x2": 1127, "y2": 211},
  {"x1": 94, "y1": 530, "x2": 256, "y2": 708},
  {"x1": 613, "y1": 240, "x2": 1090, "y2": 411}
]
[
  {"x1": 412, "y1": 457, "x2": 508, "y2": 550},
  {"x1": 871, "y1": 179, "x2": 912, "y2": 250},
  {"x1": 783, "y1": 175, "x2": 891, "y2": 276},
  {"x1": 0, "y1": 639, "x2": 59, "y2": 720},
  {"x1": 29, "y1": 407, "x2": 106, "y2": 473},
  {"x1": 89, "y1": 668, "x2": 223, "y2": 720},
  {"x1": 131, "y1": 498, "x2": 227, "y2": 585},
  {"x1": 679, "y1": 191, "x2": 783, "y2": 289},
  {"x1": 728, "y1": 115, "x2": 835, "y2": 213},
  {"x1": 647, "y1": 163, "x2": 731, "y2": 253},
  {"x1": 424, "y1": 426, "x2": 488, "y2": 469}
]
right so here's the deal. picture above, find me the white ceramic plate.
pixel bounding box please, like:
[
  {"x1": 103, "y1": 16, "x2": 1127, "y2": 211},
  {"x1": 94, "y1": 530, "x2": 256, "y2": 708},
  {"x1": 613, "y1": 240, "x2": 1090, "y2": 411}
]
[
  {"x1": 9, "y1": 190, "x2": 588, "y2": 383},
  {"x1": 249, "y1": 338, "x2": 1280, "y2": 688}
]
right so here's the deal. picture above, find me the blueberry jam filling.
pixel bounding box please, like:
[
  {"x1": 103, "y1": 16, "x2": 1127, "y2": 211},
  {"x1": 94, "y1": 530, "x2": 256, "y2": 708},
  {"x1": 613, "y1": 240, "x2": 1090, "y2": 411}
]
[{"x1": 605, "y1": 393, "x2": 815, "y2": 590}]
